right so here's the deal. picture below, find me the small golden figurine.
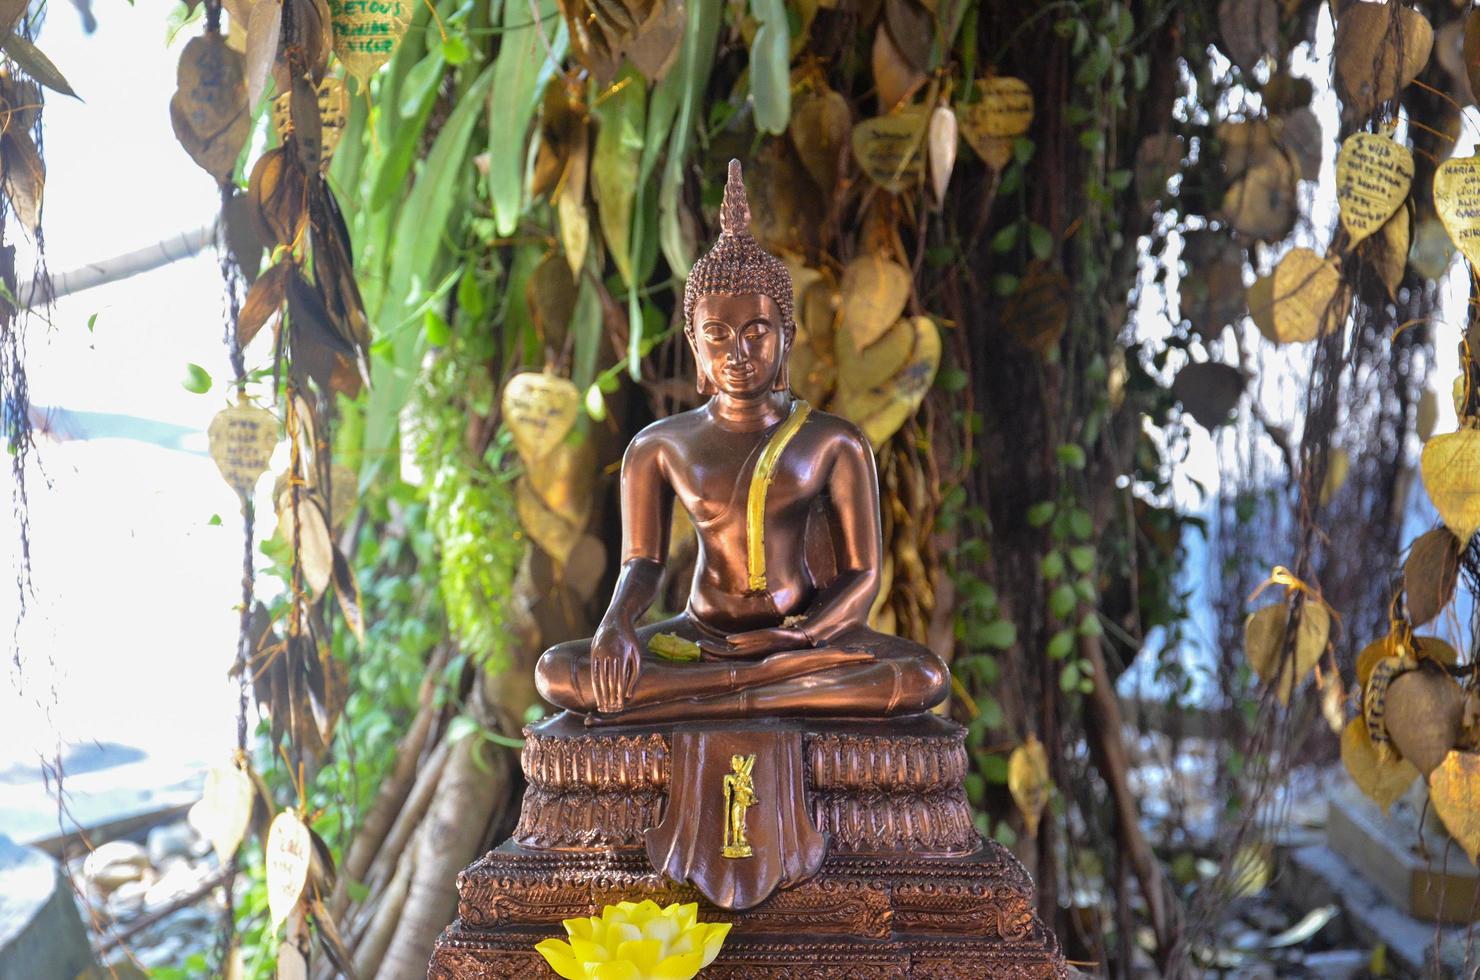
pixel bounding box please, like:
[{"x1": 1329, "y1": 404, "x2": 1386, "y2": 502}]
[{"x1": 721, "y1": 754, "x2": 758, "y2": 859}]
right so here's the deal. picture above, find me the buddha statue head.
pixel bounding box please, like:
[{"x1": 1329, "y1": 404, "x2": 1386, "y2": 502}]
[{"x1": 683, "y1": 160, "x2": 795, "y2": 398}]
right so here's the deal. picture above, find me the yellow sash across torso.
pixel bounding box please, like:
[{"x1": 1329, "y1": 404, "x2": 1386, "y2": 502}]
[{"x1": 745, "y1": 399, "x2": 812, "y2": 593}]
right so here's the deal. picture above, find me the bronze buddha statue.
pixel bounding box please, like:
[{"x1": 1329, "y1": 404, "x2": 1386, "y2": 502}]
[{"x1": 536, "y1": 160, "x2": 949, "y2": 724}]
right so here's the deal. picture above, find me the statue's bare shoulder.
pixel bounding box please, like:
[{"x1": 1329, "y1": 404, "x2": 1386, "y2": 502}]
[
  {"x1": 621, "y1": 407, "x2": 711, "y2": 478},
  {"x1": 796, "y1": 407, "x2": 873, "y2": 472}
]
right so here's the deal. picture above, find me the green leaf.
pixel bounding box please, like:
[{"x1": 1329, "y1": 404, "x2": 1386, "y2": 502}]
[
  {"x1": 591, "y1": 67, "x2": 646, "y2": 291},
  {"x1": 1028, "y1": 223, "x2": 1053, "y2": 260},
  {"x1": 1040, "y1": 550, "x2": 1064, "y2": 580},
  {"x1": 86, "y1": 313, "x2": 97, "y2": 333},
  {"x1": 364, "y1": 63, "x2": 497, "y2": 459},
  {"x1": 991, "y1": 222, "x2": 1019, "y2": 253},
  {"x1": 749, "y1": 0, "x2": 791, "y2": 135},
  {"x1": 1056, "y1": 443, "x2": 1086, "y2": 469},
  {"x1": 1026, "y1": 501, "x2": 1055, "y2": 527},
  {"x1": 1068, "y1": 545, "x2": 1095, "y2": 573},
  {"x1": 488, "y1": 0, "x2": 565, "y2": 237},
  {"x1": 400, "y1": 50, "x2": 446, "y2": 119},
  {"x1": 3, "y1": 31, "x2": 77, "y2": 97},
  {"x1": 1069, "y1": 507, "x2": 1093, "y2": 540},
  {"x1": 182, "y1": 362, "x2": 212, "y2": 394},
  {"x1": 979, "y1": 619, "x2": 1017, "y2": 650},
  {"x1": 442, "y1": 34, "x2": 471, "y2": 65},
  {"x1": 658, "y1": 0, "x2": 721, "y2": 277},
  {"x1": 1060, "y1": 661, "x2": 1081, "y2": 692},
  {"x1": 1047, "y1": 629, "x2": 1075, "y2": 660},
  {"x1": 1049, "y1": 583, "x2": 1077, "y2": 619}
]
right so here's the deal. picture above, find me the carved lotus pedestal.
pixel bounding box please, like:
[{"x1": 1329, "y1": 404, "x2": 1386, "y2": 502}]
[{"x1": 428, "y1": 713, "x2": 1068, "y2": 979}]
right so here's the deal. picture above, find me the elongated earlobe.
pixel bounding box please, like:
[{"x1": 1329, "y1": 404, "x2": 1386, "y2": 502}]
[
  {"x1": 688, "y1": 329, "x2": 717, "y2": 395},
  {"x1": 772, "y1": 332, "x2": 792, "y2": 392}
]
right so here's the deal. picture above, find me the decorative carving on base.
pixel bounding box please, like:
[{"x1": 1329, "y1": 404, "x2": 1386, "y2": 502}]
[{"x1": 432, "y1": 715, "x2": 1067, "y2": 977}]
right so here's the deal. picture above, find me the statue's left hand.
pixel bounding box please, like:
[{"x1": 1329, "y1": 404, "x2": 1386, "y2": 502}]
[{"x1": 714, "y1": 625, "x2": 809, "y2": 658}]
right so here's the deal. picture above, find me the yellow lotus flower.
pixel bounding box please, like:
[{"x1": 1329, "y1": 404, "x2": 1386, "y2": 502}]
[{"x1": 535, "y1": 900, "x2": 731, "y2": 980}]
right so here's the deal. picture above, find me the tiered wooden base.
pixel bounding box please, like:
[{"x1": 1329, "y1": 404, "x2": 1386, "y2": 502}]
[{"x1": 429, "y1": 714, "x2": 1067, "y2": 979}]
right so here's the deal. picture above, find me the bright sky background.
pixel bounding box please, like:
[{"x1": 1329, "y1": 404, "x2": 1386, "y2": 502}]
[{"x1": 1, "y1": 2, "x2": 250, "y2": 817}]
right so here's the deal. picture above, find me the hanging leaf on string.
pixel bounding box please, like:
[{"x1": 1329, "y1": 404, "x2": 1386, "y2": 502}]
[
  {"x1": 329, "y1": 0, "x2": 409, "y2": 86},
  {"x1": 1218, "y1": 0, "x2": 1278, "y2": 73},
  {"x1": 1001, "y1": 261, "x2": 1070, "y2": 354},
  {"x1": 208, "y1": 396, "x2": 281, "y2": 499},
  {"x1": 1358, "y1": 204, "x2": 1410, "y2": 301},
  {"x1": 1243, "y1": 598, "x2": 1330, "y2": 705},
  {"x1": 0, "y1": 118, "x2": 42, "y2": 234},
  {"x1": 502, "y1": 372, "x2": 581, "y2": 465},
  {"x1": 790, "y1": 79, "x2": 851, "y2": 197},
  {"x1": 1134, "y1": 132, "x2": 1184, "y2": 206},
  {"x1": 1248, "y1": 247, "x2": 1347, "y2": 344},
  {"x1": 266, "y1": 809, "x2": 312, "y2": 929},
  {"x1": 1220, "y1": 145, "x2": 1297, "y2": 240},
  {"x1": 1171, "y1": 361, "x2": 1245, "y2": 429},
  {"x1": 1007, "y1": 734, "x2": 1050, "y2": 838},
  {"x1": 191, "y1": 762, "x2": 257, "y2": 862},
  {"x1": 1180, "y1": 230, "x2": 1246, "y2": 339},
  {"x1": 872, "y1": 22, "x2": 925, "y2": 111},
  {"x1": 171, "y1": 34, "x2": 251, "y2": 184},
  {"x1": 271, "y1": 76, "x2": 348, "y2": 174},
  {"x1": 1427, "y1": 750, "x2": 1480, "y2": 864},
  {"x1": 0, "y1": 30, "x2": 76, "y2": 98},
  {"x1": 1403, "y1": 527, "x2": 1460, "y2": 627},
  {"x1": 851, "y1": 107, "x2": 928, "y2": 191},
  {"x1": 1335, "y1": 132, "x2": 1413, "y2": 247},
  {"x1": 1382, "y1": 663, "x2": 1463, "y2": 775},
  {"x1": 1420, "y1": 427, "x2": 1480, "y2": 544},
  {"x1": 831, "y1": 315, "x2": 940, "y2": 448},
  {"x1": 1342, "y1": 716, "x2": 1418, "y2": 813},
  {"x1": 1333, "y1": 2, "x2": 1432, "y2": 120},
  {"x1": 1434, "y1": 155, "x2": 1480, "y2": 270},
  {"x1": 838, "y1": 251, "x2": 912, "y2": 349}
]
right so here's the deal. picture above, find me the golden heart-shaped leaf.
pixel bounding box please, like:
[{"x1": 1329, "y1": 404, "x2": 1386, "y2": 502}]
[
  {"x1": 330, "y1": 0, "x2": 410, "y2": 84},
  {"x1": 1358, "y1": 204, "x2": 1410, "y2": 301},
  {"x1": 1428, "y1": 750, "x2": 1480, "y2": 864},
  {"x1": 191, "y1": 763, "x2": 255, "y2": 862},
  {"x1": 270, "y1": 76, "x2": 348, "y2": 174},
  {"x1": 1356, "y1": 633, "x2": 1456, "y2": 689},
  {"x1": 790, "y1": 84, "x2": 851, "y2": 195},
  {"x1": 1220, "y1": 147, "x2": 1297, "y2": 240},
  {"x1": 208, "y1": 399, "x2": 280, "y2": 498},
  {"x1": 266, "y1": 809, "x2": 311, "y2": 928},
  {"x1": 502, "y1": 372, "x2": 581, "y2": 465},
  {"x1": 1334, "y1": 2, "x2": 1433, "y2": 119},
  {"x1": 274, "y1": 489, "x2": 334, "y2": 597},
  {"x1": 871, "y1": 23, "x2": 926, "y2": 111},
  {"x1": 1249, "y1": 247, "x2": 1347, "y2": 344},
  {"x1": 839, "y1": 252, "x2": 912, "y2": 349},
  {"x1": 1244, "y1": 600, "x2": 1329, "y2": 705},
  {"x1": 1218, "y1": 0, "x2": 1278, "y2": 72},
  {"x1": 516, "y1": 476, "x2": 580, "y2": 566},
  {"x1": 1434, "y1": 156, "x2": 1480, "y2": 270},
  {"x1": 525, "y1": 436, "x2": 595, "y2": 526},
  {"x1": 170, "y1": 34, "x2": 251, "y2": 184},
  {"x1": 1007, "y1": 734, "x2": 1050, "y2": 838},
  {"x1": 1385, "y1": 665, "x2": 1464, "y2": 775},
  {"x1": 1404, "y1": 527, "x2": 1460, "y2": 627},
  {"x1": 1342, "y1": 716, "x2": 1419, "y2": 814},
  {"x1": 1421, "y1": 427, "x2": 1480, "y2": 543},
  {"x1": 1335, "y1": 132, "x2": 1413, "y2": 246},
  {"x1": 960, "y1": 76, "x2": 1034, "y2": 140},
  {"x1": 851, "y1": 108, "x2": 928, "y2": 193},
  {"x1": 1002, "y1": 262, "x2": 1071, "y2": 354},
  {"x1": 837, "y1": 316, "x2": 915, "y2": 395},
  {"x1": 1320, "y1": 447, "x2": 1350, "y2": 506},
  {"x1": 831, "y1": 316, "x2": 940, "y2": 448},
  {"x1": 1171, "y1": 361, "x2": 1244, "y2": 429}
]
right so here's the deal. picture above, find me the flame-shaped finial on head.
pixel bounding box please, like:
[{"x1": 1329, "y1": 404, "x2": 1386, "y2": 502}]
[{"x1": 719, "y1": 159, "x2": 750, "y2": 236}]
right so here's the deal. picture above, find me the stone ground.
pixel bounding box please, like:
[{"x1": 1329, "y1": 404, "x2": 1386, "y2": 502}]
[{"x1": 69, "y1": 819, "x2": 225, "y2": 975}]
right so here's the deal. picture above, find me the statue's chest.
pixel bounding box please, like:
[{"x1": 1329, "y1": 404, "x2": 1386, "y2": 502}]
[{"x1": 670, "y1": 436, "x2": 824, "y2": 529}]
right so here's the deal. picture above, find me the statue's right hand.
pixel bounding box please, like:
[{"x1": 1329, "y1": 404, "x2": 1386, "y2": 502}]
[{"x1": 590, "y1": 623, "x2": 642, "y2": 713}]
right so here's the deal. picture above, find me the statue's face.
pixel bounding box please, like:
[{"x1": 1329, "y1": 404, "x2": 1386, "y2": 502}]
[{"x1": 690, "y1": 293, "x2": 786, "y2": 398}]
